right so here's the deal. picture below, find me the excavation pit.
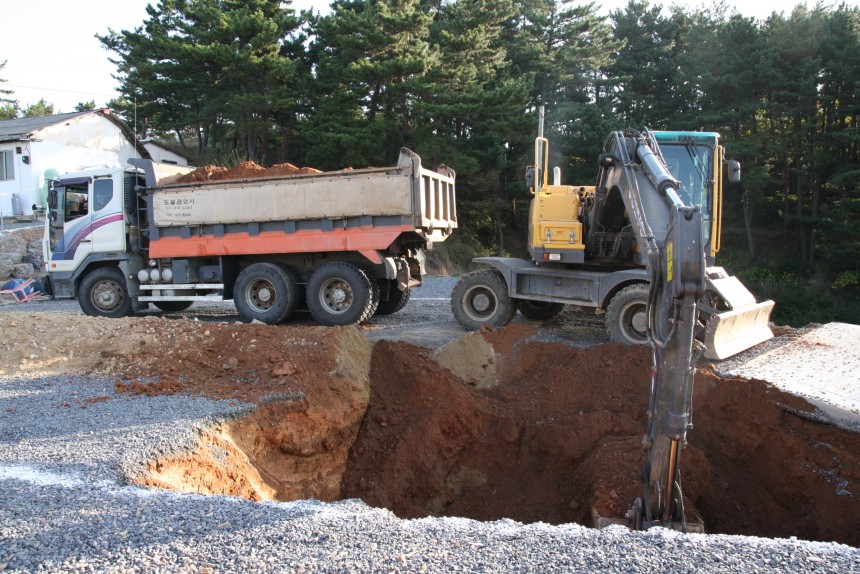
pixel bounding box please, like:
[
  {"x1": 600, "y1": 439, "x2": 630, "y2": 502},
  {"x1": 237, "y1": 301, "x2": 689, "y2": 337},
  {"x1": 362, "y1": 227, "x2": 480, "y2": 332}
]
[{"x1": 117, "y1": 323, "x2": 860, "y2": 546}]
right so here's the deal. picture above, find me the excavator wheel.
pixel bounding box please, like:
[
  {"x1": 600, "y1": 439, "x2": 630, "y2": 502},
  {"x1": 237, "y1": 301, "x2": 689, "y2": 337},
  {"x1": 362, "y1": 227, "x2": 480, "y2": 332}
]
[
  {"x1": 451, "y1": 269, "x2": 516, "y2": 331},
  {"x1": 514, "y1": 299, "x2": 566, "y2": 321},
  {"x1": 606, "y1": 283, "x2": 650, "y2": 346}
]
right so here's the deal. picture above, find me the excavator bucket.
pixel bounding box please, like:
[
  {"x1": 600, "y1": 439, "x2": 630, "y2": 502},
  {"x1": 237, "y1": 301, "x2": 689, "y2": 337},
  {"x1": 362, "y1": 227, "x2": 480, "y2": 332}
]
[{"x1": 703, "y1": 268, "x2": 775, "y2": 360}]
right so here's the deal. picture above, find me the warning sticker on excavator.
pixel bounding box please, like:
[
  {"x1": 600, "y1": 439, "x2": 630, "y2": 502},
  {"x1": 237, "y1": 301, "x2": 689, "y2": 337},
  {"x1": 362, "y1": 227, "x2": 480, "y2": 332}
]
[{"x1": 666, "y1": 241, "x2": 674, "y2": 282}]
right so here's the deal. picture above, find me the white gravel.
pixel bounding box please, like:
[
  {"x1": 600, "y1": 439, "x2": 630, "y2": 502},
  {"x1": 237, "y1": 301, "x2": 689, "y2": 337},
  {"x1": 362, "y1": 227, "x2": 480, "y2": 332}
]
[
  {"x1": 1, "y1": 281, "x2": 859, "y2": 572},
  {"x1": 718, "y1": 323, "x2": 860, "y2": 431}
]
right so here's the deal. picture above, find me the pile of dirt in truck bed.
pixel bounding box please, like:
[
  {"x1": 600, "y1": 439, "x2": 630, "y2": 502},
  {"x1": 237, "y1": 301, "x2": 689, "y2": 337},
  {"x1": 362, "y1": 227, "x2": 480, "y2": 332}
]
[
  {"x1": 2, "y1": 313, "x2": 858, "y2": 545},
  {"x1": 175, "y1": 160, "x2": 323, "y2": 183}
]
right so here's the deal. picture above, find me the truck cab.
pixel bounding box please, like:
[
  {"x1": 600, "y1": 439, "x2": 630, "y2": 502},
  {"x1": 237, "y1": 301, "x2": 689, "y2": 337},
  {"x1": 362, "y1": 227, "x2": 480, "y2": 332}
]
[{"x1": 44, "y1": 166, "x2": 147, "y2": 313}]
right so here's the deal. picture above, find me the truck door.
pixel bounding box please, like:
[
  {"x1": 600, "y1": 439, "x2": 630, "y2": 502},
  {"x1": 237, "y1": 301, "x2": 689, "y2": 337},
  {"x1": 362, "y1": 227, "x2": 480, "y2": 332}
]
[
  {"x1": 47, "y1": 177, "x2": 93, "y2": 271},
  {"x1": 47, "y1": 176, "x2": 125, "y2": 272}
]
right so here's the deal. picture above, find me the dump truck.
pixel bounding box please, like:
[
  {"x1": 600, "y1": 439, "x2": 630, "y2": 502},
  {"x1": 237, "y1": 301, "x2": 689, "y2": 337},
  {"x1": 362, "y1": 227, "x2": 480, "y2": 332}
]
[
  {"x1": 42, "y1": 149, "x2": 457, "y2": 325},
  {"x1": 451, "y1": 111, "x2": 773, "y2": 360}
]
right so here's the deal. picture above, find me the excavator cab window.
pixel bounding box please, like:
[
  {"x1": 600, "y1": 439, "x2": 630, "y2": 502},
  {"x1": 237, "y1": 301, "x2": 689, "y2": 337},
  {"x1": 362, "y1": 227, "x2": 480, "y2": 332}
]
[{"x1": 657, "y1": 142, "x2": 714, "y2": 247}]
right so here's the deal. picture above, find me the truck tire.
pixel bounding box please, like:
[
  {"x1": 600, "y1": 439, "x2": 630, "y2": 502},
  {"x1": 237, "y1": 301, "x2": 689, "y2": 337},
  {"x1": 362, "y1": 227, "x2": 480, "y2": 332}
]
[
  {"x1": 363, "y1": 269, "x2": 381, "y2": 318},
  {"x1": 606, "y1": 283, "x2": 650, "y2": 345},
  {"x1": 275, "y1": 264, "x2": 303, "y2": 322},
  {"x1": 234, "y1": 263, "x2": 298, "y2": 325},
  {"x1": 451, "y1": 269, "x2": 516, "y2": 331},
  {"x1": 514, "y1": 299, "x2": 566, "y2": 321},
  {"x1": 78, "y1": 267, "x2": 133, "y2": 318},
  {"x1": 374, "y1": 280, "x2": 411, "y2": 316},
  {"x1": 153, "y1": 301, "x2": 194, "y2": 313},
  {"x1": 307, "y1": 262, "x2": 375, "y2": 326}
]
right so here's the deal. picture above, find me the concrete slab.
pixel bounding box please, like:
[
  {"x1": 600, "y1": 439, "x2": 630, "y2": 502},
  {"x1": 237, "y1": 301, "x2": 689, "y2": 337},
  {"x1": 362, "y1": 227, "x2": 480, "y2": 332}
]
[{"x1": 717, "y1": 322, "x2": 860, "y2": 429}]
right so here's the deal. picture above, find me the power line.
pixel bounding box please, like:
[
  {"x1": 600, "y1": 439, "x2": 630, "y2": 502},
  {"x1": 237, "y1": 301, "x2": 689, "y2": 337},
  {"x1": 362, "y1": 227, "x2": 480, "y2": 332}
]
[{"x1": 2, "y1": 83, "x2": 118, "y2": 98}]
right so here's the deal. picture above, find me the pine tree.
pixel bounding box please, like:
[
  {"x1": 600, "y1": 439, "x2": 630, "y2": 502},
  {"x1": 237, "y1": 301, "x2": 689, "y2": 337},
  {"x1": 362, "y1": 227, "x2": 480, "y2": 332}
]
[{"x1": 100, "y1": 0, "x2": 303, "y2": 163}]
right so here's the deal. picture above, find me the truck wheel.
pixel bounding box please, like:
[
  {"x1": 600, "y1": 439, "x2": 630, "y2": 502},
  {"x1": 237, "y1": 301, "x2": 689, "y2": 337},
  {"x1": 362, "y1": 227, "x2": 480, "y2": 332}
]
[
  {"x1": 606, "y1": 283, "x2": 650, "y2": 345},
  {"x1": 307, "y1": 262, "x2": 374, "y2": 326},
  {"x1": 234, "y1": 263, "x2": 298, "y2": 325},
  {"x1": 364, "y1": 269, "x2": 381, "y2": 318},
  {"x1": 153, "y1": 301, "x2": 194, "y2": 313},
  {"x1": 374, "y1": 280, "x2": 411, "y2": 316},
  {"x1": 451, "y1": 269, "x2": 515, "y2": 331},
  {"x1": 514, "y1": 299, "x2": 566, "y2": 321},
  {"x1": 78, "y1": 267, "x2": 133, "y2": 318},
  {"x1": 275, "y1": 264, "x2": 303, "y2": 322}
]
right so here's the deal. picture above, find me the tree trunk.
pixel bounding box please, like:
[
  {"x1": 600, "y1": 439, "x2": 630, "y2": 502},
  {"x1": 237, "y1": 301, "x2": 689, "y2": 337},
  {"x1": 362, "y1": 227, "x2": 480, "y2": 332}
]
[{"x1": 743, "y1": 192, "x2": 756, "y2": 257}]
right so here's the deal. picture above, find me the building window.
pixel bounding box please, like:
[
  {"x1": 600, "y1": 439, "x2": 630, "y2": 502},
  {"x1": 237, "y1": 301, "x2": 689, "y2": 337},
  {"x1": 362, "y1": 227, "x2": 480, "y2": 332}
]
[{"x1": 0, "y1": 150, "x2": 13, "y2": 181}]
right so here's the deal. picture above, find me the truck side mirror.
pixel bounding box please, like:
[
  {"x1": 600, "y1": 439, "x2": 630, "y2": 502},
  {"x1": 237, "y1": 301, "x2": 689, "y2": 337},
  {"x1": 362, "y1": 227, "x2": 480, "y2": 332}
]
[
  {"x1": 727, "y1": 160, "x2": 741, "y2": 183},
  {"x1": 47, "y1": 186, "x2": 63, "y2": 228}
]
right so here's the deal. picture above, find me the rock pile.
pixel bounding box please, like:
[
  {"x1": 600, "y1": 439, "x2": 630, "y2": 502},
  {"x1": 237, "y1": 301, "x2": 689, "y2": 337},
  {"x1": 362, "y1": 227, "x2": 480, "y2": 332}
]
[{"x1": 0, "y1": 225, "x2": 44, "y2": 283}]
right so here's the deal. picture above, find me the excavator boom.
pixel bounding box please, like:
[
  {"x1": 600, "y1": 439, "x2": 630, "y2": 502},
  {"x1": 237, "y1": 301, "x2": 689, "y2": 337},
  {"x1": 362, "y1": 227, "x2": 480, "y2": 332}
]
[{"x1": 596, "y1": 129, "x2": 709, "y2": 530}]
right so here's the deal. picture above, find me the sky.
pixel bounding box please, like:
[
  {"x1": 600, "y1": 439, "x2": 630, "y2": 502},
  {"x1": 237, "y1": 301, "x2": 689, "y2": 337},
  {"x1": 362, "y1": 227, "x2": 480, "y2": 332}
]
[{"x1": 1, "y1": 0, "x2": 856, "y2": 113}]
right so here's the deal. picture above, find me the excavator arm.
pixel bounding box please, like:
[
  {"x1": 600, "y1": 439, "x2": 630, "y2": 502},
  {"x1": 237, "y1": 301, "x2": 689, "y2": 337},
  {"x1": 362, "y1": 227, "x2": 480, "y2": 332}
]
[{"x1": 597, "y1": 130, "x2": 707, "y2": 530}]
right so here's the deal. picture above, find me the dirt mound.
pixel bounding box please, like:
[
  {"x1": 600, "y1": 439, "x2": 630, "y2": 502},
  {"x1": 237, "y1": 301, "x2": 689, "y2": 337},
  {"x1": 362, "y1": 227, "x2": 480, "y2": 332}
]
[{"x1": 175, "y1": 160, "x2": 322, "y2": 183}]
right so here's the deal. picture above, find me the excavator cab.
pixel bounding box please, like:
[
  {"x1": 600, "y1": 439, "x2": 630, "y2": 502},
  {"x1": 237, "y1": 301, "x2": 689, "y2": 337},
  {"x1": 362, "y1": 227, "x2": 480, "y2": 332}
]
[{"x1": 650, "y1": 131, "x2": 773, "y2": 360}]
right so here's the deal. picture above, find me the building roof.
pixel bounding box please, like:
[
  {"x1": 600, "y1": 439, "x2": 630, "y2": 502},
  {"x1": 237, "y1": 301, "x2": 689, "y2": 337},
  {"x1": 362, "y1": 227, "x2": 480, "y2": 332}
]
[{"x1": 0, "y1": 109, "x2": 150, "y2": 158}]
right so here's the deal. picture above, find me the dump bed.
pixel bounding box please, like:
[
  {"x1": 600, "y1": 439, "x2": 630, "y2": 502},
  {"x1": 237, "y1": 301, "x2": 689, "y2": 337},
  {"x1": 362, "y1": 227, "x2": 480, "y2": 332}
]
[{"x1": 143, "y1": 149, "x2": 456, "y2": 259}]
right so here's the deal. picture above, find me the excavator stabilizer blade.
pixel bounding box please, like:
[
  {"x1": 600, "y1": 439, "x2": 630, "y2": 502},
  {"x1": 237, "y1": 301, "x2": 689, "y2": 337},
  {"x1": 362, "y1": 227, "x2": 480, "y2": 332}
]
[
  {"x1": 703, "y1": 268, "x2": 775, "y2": 360},
  {"x1": 704, "y1": 300, "x2": 775, "y2": 360}
]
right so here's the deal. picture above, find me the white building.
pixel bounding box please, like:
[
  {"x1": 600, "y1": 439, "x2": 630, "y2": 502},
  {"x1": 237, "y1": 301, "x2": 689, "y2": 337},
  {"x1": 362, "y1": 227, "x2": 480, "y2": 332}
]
[{"x1": 0, "y1": 109, "x2": 190, "y2": 217}]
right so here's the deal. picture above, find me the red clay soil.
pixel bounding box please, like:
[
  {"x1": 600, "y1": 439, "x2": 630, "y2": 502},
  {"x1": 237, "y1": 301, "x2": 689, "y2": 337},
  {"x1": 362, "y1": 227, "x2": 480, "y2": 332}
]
[
  {"x1": 109, "y1": 319, "x2": 373, "y2": 502},
  {"x1": 82, "y1": 316, "x2": 860, "y2": 545},
  {"x1": 175, "y1": 161, "x2": 323, "y2": 184},
  {"x1": 341, "y1": 336, "x2": 703, "y2": 526},
  {"x1": 341, "y1": 328, "x2": 860, "y2": 545}
]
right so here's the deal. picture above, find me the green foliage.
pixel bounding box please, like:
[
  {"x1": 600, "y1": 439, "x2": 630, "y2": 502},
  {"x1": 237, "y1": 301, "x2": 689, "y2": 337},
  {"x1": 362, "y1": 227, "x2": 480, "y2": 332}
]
[
  {"x1": 99, "y1": 0, "x2": 303, "y2": 162},
  {"x1": 0, "y1": 60, "x2": 16, "y2": 116},
  {"x1": 97, "y1": 0, "x2": 860, "y2": 324},
  {"x1": 74, "y1": 100, "x2": 97, "y2": 111},
  {"x1": 23, "y1": 99, "x2": 54, "y2": 117}
]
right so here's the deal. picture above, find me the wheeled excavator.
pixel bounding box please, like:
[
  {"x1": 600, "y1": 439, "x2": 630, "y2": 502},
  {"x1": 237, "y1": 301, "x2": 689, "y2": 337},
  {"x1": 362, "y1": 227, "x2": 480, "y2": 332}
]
[{"x1": 451, "y1": 109, "x2": 775, "y2": 530}]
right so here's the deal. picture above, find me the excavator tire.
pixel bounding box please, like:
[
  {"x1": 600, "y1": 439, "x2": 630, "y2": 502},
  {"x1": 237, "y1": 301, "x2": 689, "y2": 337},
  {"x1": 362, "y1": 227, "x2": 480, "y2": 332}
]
[
  {"x1": 606, "y1": 283, "x2": 650, "y2": 345},
  {"x1": 451, "y1": 269, "x2": 516, "y2": 331},
  {"x1": 514, "y1": 299, "x2": 566, "y2": 321}
]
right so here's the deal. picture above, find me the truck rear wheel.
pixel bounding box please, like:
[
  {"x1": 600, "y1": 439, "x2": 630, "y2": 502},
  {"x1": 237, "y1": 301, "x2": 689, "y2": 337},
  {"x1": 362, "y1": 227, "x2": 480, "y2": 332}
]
[
  {"x1": 514, "y1": 299, "x2": 566, "y2": 321},
  {"x1": 275, "y1": 264, "x2": 303, "y2": 322},
  {"x1": 451, "y1": 269, "x2": 515, "y2": 331},
  {"x1": 307, "y1": 262, "x2": 375, "y2": 326},
  {"x1": 606, "y1": 283, "x2": 650, "y2": 345},
  {"x1": 374, "y1": 280, "x2": 411, "y2": 316},
  {"x1": 153, "y1": 301, "x2": 194, "y2": 313},
  {"x1": 234, "y1": 263, "x2": 298, "y2": 325},
  {"x1": 78, "y1": 267, "x2": 133, "y2": 318}
]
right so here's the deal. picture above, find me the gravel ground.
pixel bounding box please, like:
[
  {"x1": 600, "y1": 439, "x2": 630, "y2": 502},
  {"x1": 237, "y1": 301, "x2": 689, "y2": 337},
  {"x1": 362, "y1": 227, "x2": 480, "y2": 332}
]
[
  {"x1": 2, "y1": 280, "x2": 859, "y2": 572},
  {"x1": 717, "y1": 322, "x2": 860, "y2": 432}
]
